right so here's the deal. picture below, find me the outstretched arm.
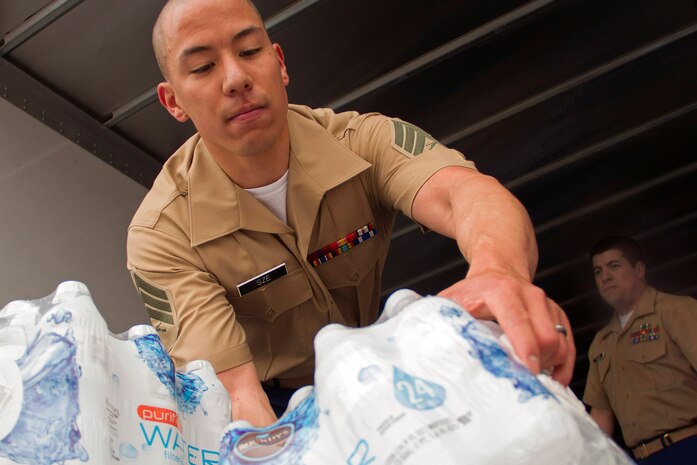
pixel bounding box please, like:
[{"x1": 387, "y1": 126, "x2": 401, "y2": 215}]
[{"x1": 412, "y1": 166, "x2": 575, "y2": 384}]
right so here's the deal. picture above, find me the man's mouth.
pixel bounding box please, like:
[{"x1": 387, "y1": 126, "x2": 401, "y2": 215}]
[{"x1": 227, "y1": 104, "x2": 264, "y2": 122}]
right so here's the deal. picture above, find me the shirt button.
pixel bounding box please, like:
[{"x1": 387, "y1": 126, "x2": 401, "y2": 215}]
[
  {"x1": 351, "y1": 272, "x2": 360, "y2": 282},
  {"x1": 266, "y1": 308, "x2": 275, "y2": 320},
  {"x1": 626, "y1": 393, "x2": 630, "y2": 399}
]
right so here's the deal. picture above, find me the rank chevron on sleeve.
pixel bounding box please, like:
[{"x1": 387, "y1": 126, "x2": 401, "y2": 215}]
[
  {"x1": 132, "y1": 273, "x2": 174, "y2": 325},
  {"x1": 392, "y1": 120, "x2": 440, "y2": 156}
]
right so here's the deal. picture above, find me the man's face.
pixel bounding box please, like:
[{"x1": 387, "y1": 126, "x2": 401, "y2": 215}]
[
  {"x1": 157, "y1": 0, "x2": 290, "y2": 157},
  {"x1": 591, "y1": 249, "x2": 646, "y2": 313}
]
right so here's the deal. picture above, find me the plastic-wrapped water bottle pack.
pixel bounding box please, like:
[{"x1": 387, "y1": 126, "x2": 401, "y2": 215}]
[
  {"x1": 0, "y1": 281, "x2": 230, "y2": 465},
  {"x1": 219, "y1": 290, "x2": 635, "y2": 465},
  {"x1": 0, "y1": 283, "x2": 634, "y2": 465}
]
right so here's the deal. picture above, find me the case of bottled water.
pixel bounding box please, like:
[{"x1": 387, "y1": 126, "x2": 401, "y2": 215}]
[
  {"x1": 0, "y1": 281, "x2": 230, "y2": 465},
  {"x1": 0, "y1": 283, "x2": 634, "y2": 465},
  {"x1": 219, "y1": 290, "x2": 634, "y2": 465}
]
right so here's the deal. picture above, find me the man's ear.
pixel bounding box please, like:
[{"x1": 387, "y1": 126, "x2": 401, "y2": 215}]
[
  {"x1": 157, "y1": 82, "x2": 189, "y2": 122},
  {"x1": 635, "y1": 260, "x2": 647, "y2": 279},
  {"x1": 273, "y1": 43, "x2": 290, "y2": 87}
]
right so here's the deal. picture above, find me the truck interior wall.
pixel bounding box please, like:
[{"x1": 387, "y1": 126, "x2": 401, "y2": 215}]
[{"x1": 0, "y1": 97, "x2": 149, "y2": 331}]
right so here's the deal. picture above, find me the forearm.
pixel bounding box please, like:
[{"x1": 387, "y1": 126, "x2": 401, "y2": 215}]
[
  {"x1": 590, "y1": 408, "x2": 615, "y2": 436},
  {"x1": 414, "y1": 168, "x2": 537, "y2": 280},
  {"x1": 453, "y1": 175, "x2": 536, "y2": 280},
  {"x1": 419, "y1": 167, "x2": 574, "y2": 383},
  {"x1": 216, "y1": 360, "x2": 277, "y2": 427}
]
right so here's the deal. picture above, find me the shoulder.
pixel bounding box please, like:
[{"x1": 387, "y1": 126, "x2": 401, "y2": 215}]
[
  {"x1": 288, "y1": 105, "x2": 452, "y2": 158},
  {"x1": 654, "y1": 288, "x2": 697, "y2": 317},
  {"x1": 129, "y1": 134, "x2": 200, "y2": 230},
  {"x1": 289, "y1": 104, "x2": 401, "y2": 143},
  {"x1": 288, "y1": 104, "x2": 384, "y2": 140},
  {"x1": 128, "y1": 134, "x2": 202, "y2": 252}
]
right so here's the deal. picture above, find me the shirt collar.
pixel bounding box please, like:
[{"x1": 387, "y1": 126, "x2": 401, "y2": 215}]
[
  {"x1": 598, "y1": 286, "x2": 656, "y2": 338},
  {"x1": 187, "y1": 107, "x2": 370, "y2": 247}
]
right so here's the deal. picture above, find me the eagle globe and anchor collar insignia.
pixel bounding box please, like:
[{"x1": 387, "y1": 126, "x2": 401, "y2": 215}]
[{"x1": 629, "y1": 322, "x2": 660, "y2": 344}]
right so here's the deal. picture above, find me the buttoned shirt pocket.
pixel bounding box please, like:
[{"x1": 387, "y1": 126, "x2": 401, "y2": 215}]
[
  {"x1": 627, "y1": 339, "x2": 666, "y2": 363},
  {"x1": 230, "y1": 268, "x2": 314, "y2": 376},
  {"x1": 626, "y1": 339, "x2": 672, "y2": 389},
  {"x1": 313, "y1": 227, "x2": 381, "y2": 290}
]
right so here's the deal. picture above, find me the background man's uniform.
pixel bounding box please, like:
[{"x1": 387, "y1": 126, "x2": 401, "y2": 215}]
[
  {"x1": 584, "y1": 286, "x2": 697, "y2": 462},
  {"x1": 127, "y1": 105, "x2": 474, "y2": 387}
]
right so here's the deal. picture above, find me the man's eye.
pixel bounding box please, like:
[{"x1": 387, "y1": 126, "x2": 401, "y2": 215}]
[
  {"x1": 240, "y1": 47, "x2": 262, "y2": 57},
  {"x1": 191, "y1": 63, "x2": 214, "y2": 74}
]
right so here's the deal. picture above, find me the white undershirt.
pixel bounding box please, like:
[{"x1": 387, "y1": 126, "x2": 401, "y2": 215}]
[
  {"x1": 618, "y1": 310, "x2": 634, "y2": 329},
  {"x1": 243, "y1": 171, "x2": 289, "y2": 224}
]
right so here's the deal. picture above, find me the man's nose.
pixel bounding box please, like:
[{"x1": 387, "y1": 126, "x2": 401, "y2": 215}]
[
  {"x1": 222, "y1": 57, "x2": 252, "y2": 95},
  {"x1": 600, "y1": 269, "x2": 612, "y2": 282}
]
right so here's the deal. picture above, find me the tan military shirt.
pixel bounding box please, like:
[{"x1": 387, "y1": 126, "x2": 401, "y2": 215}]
[
  {"x1": 583, "y1": 286, "x2": 697, "y2": 447},
  {"x1": 127, "y1": 104, "x2": 475, "y2": 381}
]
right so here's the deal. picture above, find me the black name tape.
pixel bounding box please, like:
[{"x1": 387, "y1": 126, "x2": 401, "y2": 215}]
[{"x1": 236, "y1": 263, "x2": 288, "y2": 297}]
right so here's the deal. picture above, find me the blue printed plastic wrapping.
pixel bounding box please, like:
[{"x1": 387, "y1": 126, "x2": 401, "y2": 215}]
[
  {"x1": 0, "y1": 281, "x2": 231, "y2": 465},
  {"x1": 219, "y1": 290, "x2": 635, "y2": 465}
]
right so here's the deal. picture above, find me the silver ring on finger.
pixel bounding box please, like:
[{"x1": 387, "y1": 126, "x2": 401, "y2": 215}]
[{"x1": 554, "y1": 324, "x2": 568, "y2": 337}]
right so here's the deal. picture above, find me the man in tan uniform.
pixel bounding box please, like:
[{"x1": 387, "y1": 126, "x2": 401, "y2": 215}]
[
  {"x1": 128, "y1": 0, "x2": 575, "y2": 426},
  {"x1": 584, "y1": 236, "x2": 697, "y2": 464}
]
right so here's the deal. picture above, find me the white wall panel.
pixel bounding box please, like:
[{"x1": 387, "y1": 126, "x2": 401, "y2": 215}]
[{"x1": 0, "y1": 97, "x2": 149, "y2": 331}]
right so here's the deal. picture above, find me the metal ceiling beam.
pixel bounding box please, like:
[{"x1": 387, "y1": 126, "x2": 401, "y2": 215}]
[
  {"x1": 535, "y1": 210, "x2": 697, "y2": 280},
  {"x1": 0, "y1": 57, "x2": 161, "y2": 186},
  {"x1": 0, "y1": 0, "x2": 84, "y2": 56},
  {"x1": 381, "y1": 158, "x2": 697, "y2": 299},
  {"x1": 534, "y1": 160, "x2": 697, "y2": 235},
  {"x1": 104, "y1": 86, "x2": 159, "y2": 128},
  {"x1": 265, "y1": 0, "x2": 329, "y2": 34},
  {"x1": 325, "y1": 0, "x2": 558, "y2": 110},
  {"x1": 390, "y1": 27, "x2": 697, "y2": 240},
  {"x1": 104, "y1": 0, "x2": 330, "y2": 128},
  {"x1": 382, "y1": 240, "x2": 697, "y2": 315},
  {"x1": 506, "y1": 100, "x2": 697, "y2": 190},
  {"x1": 440, "y1": 23, "x2": 697, "y2": 146},
  {"x1": 383, "y1": 207, "x2": 697, "y2": 301}
]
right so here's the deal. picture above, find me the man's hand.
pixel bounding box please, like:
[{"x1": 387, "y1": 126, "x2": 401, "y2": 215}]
[
  {"x1": 412, "y1": 166, "x2": 576, "y2": 385},
  {"x1": 217, "y1": 360, "x2": 277, "y2": 427},
  {"x1": 438, "y1": 269, "x2": 575, "y2": 385}
]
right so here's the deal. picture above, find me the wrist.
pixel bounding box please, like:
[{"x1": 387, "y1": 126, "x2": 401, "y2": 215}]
[
  {"x1": 462, "y1": 235, "x2": 537, "y2": 282},
  {"x1": 466, "y1": 258, "x2": 533, "y2": 282}
]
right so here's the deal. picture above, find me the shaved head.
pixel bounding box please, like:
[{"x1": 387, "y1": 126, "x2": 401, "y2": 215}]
[{"x1": 152, "y1": 0, "x2": 264, "y2": 79}]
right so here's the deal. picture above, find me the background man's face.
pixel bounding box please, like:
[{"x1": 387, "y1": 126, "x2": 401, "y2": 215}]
[
  {"x1": 159, "y1": 0, "x2": 290, "y2": 157},
  {"x1": 591, "y1": 249, "x2": 646, "y2": 313}
]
